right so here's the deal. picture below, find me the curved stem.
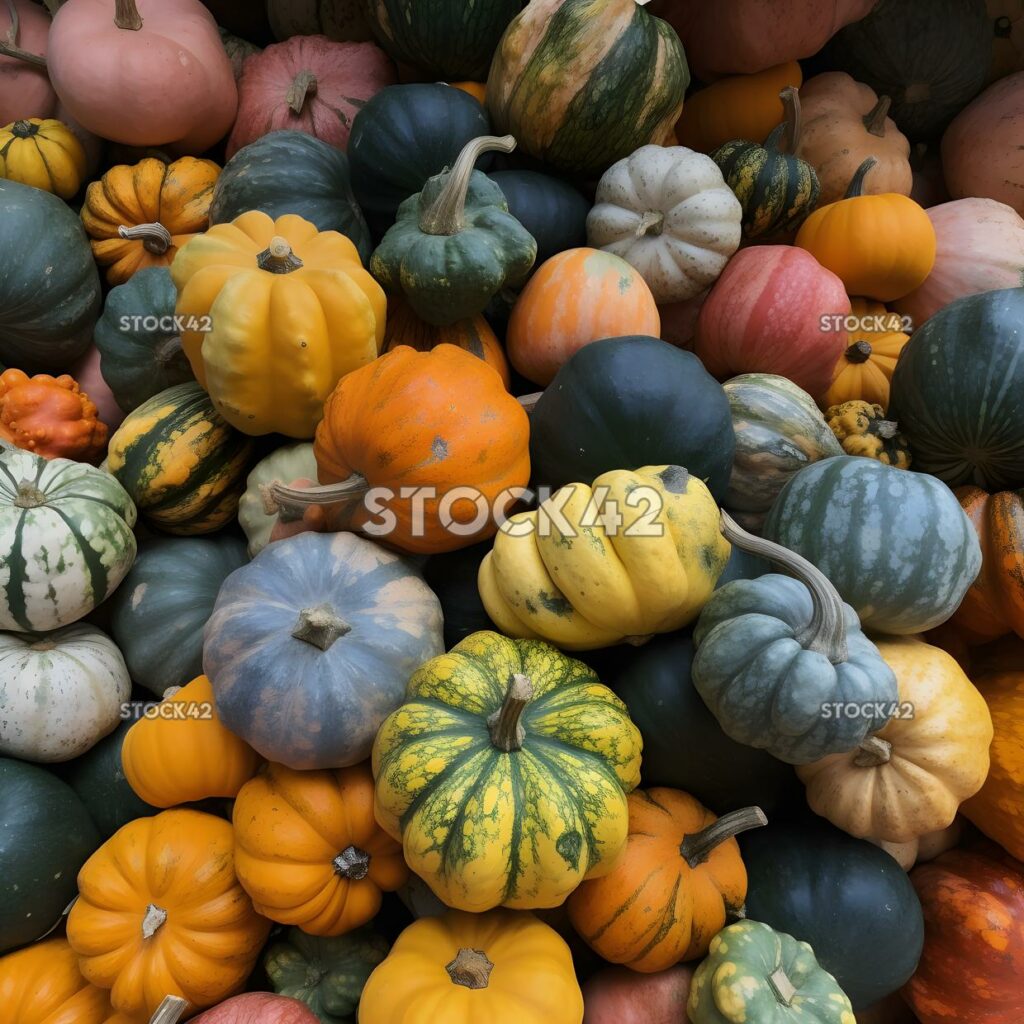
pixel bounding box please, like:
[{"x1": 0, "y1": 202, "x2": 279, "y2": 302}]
[
  {"x1": 769, "y1": 967, "x2": 798, "y2": 1006},
  {"x1": 118, "y1": 222, "x2": 172, "y2": 255},
  {"x1": 873, "y1": 418, "x2": 900, "y2": 440},
  {"x1": 854, "y1": 735, "x2": 893, "y2": 767},
  {"x1": 267, "y1": 474, "x2": 370, "y2": 519},
  {"x1": 141, "y1": 903, "x2": 167, "y2": 939},
  {"x1": 114, "y1": 0, "x2": 143, "y2": 30},
  {"x1": 863, "y1": 95, "x2": 891, "y2": 137},
  {"x1": 720, "y1": 510, "x2": 849, "y2": 663},
  {"x1": 333, "y1": 845, "x2": 370, "y2": 880},
  {"x1": 487, "y1": 673, "x2": 532, "y2": 752},
  {"x1": 635, "y1": 210, "x2": 664, "y2": 237},
  {"x1": 844, "y1": 157, "x2": 877, "y2": 199},
  {"x1": 154, "y1": 335, "x2": 183, "y2": 366},
  {"x1": 418, "y1": 135, "x2": 517, "y2": 236},
  {"x1": 292, "y1": 604, "x2": 351, "y2": 651},
  {"x1": 679, "y1": 807, "x2": 767, "y2": 868},
  {"x1": 776, "y1": 86, "x2": 802, "y2": 154},
  {"x1": 0, "y1": 0, "x2": 46, "y2": 66},
  {"x1": 256, "y1": 236, "x2": 303, "y2": 274},
  {"x1": 845, "y1": 340, "x2": 873, "y2": 364},
  {"x1": 286, "y1": 69, "x2": 318, "y2": 115},
  {"x1": 150, "y1": 997, "x2": 189, "y2": 1024},
  {"x1": 446, "y1": 948, "x2": 494, "y2": 989}
]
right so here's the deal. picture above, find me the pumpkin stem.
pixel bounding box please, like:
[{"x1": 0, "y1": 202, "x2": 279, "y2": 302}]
[
  {"x1": 845, "y1": 340, "x2": 873, "y2": 364},
  {"x1": 118, "y1": 222, "x2": 172, "y2": 256},
  {"x1": 516, "y1": 391, "x2": 543, "y2": 414},
  {"x1": 418, "y1": 135, "x2": 517, "y2": 236},
  {"x1": 149, "y1": 996, "x2": 190, "y2": 1024},
  {"x1": 292, "y1": 604, "x2": 352, "y2": 651},
  {"x1": 154, "y1": 335, "x2": 183, "y2": 366},
  {"x1": 13, "y1": 480, "x2": 47, "y2": 509},
  {"x1": 635, "y1": 210, "x2": 665, "y2": 238},
  {"x1": 141, "y1": 903, "x2": 168, "y2": 939},
  {"x1": 333, "y1": 844, "x2": 371, "y2": 879},
  {"x1": 11, "y1": 120, "x2": 38, "y2": 138},
  {"x1": 114, "y1": 0, "x2": 143, "y2": 30},
  {"x1": 720, "y1": 510, "x2": 850, "y2": 664},
  {"x1": 864, "y1": 96, "x2": 892, "y2": 137},
  {"x1": 996, "y1": 15, "x2": 1013, "y2": 38},
  {"x1": 873, "y1": 418, "x2": 900, "y2": 440},
  {"x1": 287, "y1": 69, "x2": 318, "y2": 115},
  {"x1": 487, "y1": 673, "x2": 532, "y2": 752},
  {"x1": 266, "y1": 474, "x2": 371, "y2": 519},
  {"x1": 844, "y1": 157, "x2": 877, "y2": 199},
  {"x1": 257, "y1": 236, "x2": 304, "y2": 274},
  {"x1": 775, "y1": 86, "x2": 803, "y2": 154},
  {"x1": 679, "y1": 806, "x2": 768, "y2": 868},
  {"x1": 768, "y1": 967, "x2": 798, "y2": 1006},
  {"x1": 446, "y1": 948, "x2": 494, "y2": 989},
  {"x1": 0, "y1": 0, "x2": 46, "y2": 66},
  {"x1": 854, "y1": 735, "x2": 893, "y2": 767}
]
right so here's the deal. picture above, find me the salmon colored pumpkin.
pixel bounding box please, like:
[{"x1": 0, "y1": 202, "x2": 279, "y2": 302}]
[
  {"x1": 0, "y1": 0, "x2": 53, "y2": 125},
  {"x1": 582, "y1": 964, "x2": 694, "y2": 1024},
  {"x1": 189, "y1": 993, "x2": 319, "y2": 1024},
  {"x1": 69, "y1": 345, "x2": 126, "y2": 432},
  {"x1": 506, "y1": 248, "x2": 660, "y2": 387}
]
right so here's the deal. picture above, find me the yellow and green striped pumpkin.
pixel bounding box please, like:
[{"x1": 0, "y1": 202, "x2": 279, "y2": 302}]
[
  {"x1": 105, "y1": 382, "x2": 253, "y2": 536},
  {"x1": 371, "y1": 630, "x2": 643, "y2": 912}
]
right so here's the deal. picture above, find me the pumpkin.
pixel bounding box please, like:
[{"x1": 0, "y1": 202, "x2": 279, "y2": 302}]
[
  {"x1": 888, "y1": 288, "x2": 1024, "y2": 490},
  {"x1": 506, "y1": 248, "x2": 661, "y2": 387},
  {"x1": 232, "y1": 761, "x2": 407, "y2": 934},
  {"x1": 190, "y1": 994, "x2": 319, "y2": 1024},
  {"x1": 904, "y1": 844, "x2": 1024, "y2": 1024},
  {"x1": 581, "y1": 964, "x2": 695, "y2": 1024},
  {"x1": 0, "y1": 117, "x2": 85, "y2": 199},
  {"x1": 765, "y1": 455, "x2": 981, "y2": 633},
  {"x1": 796, "y1": 73, "x2": 912, "y2": 206},
  {"x1": 687, "y1": 919, "x2": 855, "y2": 1024},
  {"x1": 204, "y1": 530, "x2": 443, "y2": 769},
  {"x1": 67, "y1": 809, "x2": 271, "y2": 1019},
  {"x1": 480, "y1": 465, "x2": 730, "y2": 650},
  {"x1": 210, "y1": 130, "x2": 371, "y2": 263},
  {"x1": 220, "y1": 26, "x2": 262, "y2": 80},
  {"x1": 238, "y1": 443, "x2": 318, "y2": 557},
  {"x1": 486, "y1": 0, "x2": 688, "y2": 179},
  {"x1": 105, "y1": 381, "x2": 254, "y2": 535},
  {"x1": 370, "y1": 135, "x2": 537, "y2": 326},
  {"x1": 723, "y1": 373, "x2": 843, "y2": 532},
  {"x1": 711, "y1": 87, "x2": 820, "y2": 240},
  {"x1": 567, "y1": 790, "x2": 766, "y2": 971},
  {"x1": 586, "y1": 145, "x2": 742, "y2": 303},
  {"x1": 48, "y1": 0, "x2": 238, "y2": 153},
  {"x1": 529, "y1": 336, "x2": 735, "y2": 502},
  {"x1": 894, "y1": 199, "x2": 1024, "y2": 326},
  {"x1": 226, "y1": 36, "x2": 395, "y2": 159},
  {"x1": 172, "y1": 210, "x2": 385, "y2": 438},
  {"x1": 871, "y1": 820, "x2": 964, "y2": 873},
  {"x1": 373, "y1": 630, "x2": 641, "y2": 909},
  {"x1": 825, "y1": 400, "x2": 912, "y2": 469},
  {"x1": 264, "y1": 926, "x2": 389, "y2": 1024},
  {"x1": 695, "y1": 246, "x2": 850, "y2": 401},
  {"x1": 267, "y1": 0, "x2": 373, "y2": 43},
  {"x1": 0, "y1": 0, "x2": 53, "y2": 126},
  {"x1": 0, "y1": 448, "x2": 137, "y2": 633},
  {"x1": 0, "y1": 367, "x2": 108, "y2": 463},
  {"x1": 0, "y1": 178, "x2": 100, "y2": 372},
  {"x1": 795, "y1": 158, "x2": 937, "y2": 302},
  {"x1": 0, "y1": 757, "x2": 100, "y2": 954},
  {"x1": 360, "y1": 909, "x2": 583, "y2": 1024}
]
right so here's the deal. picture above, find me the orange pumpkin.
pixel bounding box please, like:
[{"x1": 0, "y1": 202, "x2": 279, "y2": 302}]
[
  {"x1": 450, "y1": 81, "x2": 487, "y2": 104},
  {"x1": 232, "y1": 761, "x2": 408, "y2": 936},
  {"x1": 566, "y1": 789, "x2": 766, "y2": 973},
  {"x1": 0, "y1": 367, "x2": 108, "y2": 462}
]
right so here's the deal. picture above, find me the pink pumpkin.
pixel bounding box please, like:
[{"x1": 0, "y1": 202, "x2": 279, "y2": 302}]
[
  {"x1": 70, "y1": 346, "x2": 125, "y2": 433},
  {"x1": 695, "y1": 246, "x2": 850, "y2": 400},
  {"x1": 582, "y1": 965, "x2": 693, "y2": 1024},
  {"x1": 191, "y1": 994, "x2": 318, "y2": 1024},
  {"x1": 0, "y1": 0, "x2": 55, "y2": 124}
]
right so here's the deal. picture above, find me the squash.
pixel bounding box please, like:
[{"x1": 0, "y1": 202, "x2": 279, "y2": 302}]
[
  {"x1": 232, "y1": 761, "x2": 407, "y2": 934},
  {"x1": 486, "y1": 0, "x2": 688, "y2": 179},
  {"x1": 695, "y1": 246, "x2": 850, "y2": 401},
  {"x1": 764, "y1": 455, "x2": 981, "y2": 634},
  {"x1": 238, "y1": 443, "x2": 318, "y2": 557},
  {"x1": 66, "y1": 809, "x2": 271, "y2": 1020},
  {"x1": 0, "y1": 0, "x2": 54, "y2": 126},
  {"x1": 210, "y1": 130, "x2": 371, "y2": 263},
  {"x1": 711, "y1": 87, "x2": 820, "y2": 240},
  {"x1": 172, "y1": 210, "x2": 385, "y2": 438},
  {"x1": 48, "y1": 0, "x2": 238, "y2": 153},
  {"x1": 227, "y1": 36, "x2": 395, "y2": 159},
  {"x1": 0, "y1": 367, "x2": 108, "y2": 463},
  {"x1": 0, "y1": 448, "x2": 137, "y2": 633},
  {"x1": 825, "y1": 400, "x2": 912, "y2": 469},
  {"x1": 506, "y1": 248, "x2": 661, "y2": 387},
  {"x1": 0, "y1": 178, "x2": 100, "y2": 372},
  {"x1": 205, "y1": 530, "x2": 443, "y2": 769},
  {"x1": 723, "y1": 373, "x2": 843, "y2": 532},
  {"x1": 69, "y1": 345, "x2": 125, "y2": 434},
  {"x1": 266, "y1": 0, "x2": 373, "y2": 43},
  {"x1": 871, "y1": 820, "x2": 964, "y2": 873},
  {"x1": 529, "y1": 336, "x2": 735, "y2": 502},
  {"x1": 0, "y1": 757, "x2": 100, "y2": 954},
  {"x1": 220, "y1": 26, "x2": 262, "y2": 80},
  {"x1": 904, "y1": 844, "x2": 1024, "y2": 1024},
  {"x1": 370, "y1": 135, "x2": 537, "y2": 326},
  {"x1": 360, "y1": 909, "x2": 583, "y2": 1024},
  {"x1": 795, "y1": 158, "x2": 937, "y2": 302},
  {"x1": 264, "y1": 927, "x2": 389, "y2": 1024},
  {"x1": 582, "y1": 964, "x2": 695, "y2": 1024},
  {"x1": 190, "y1": 994, "x2": 319, "y2": 1024},
  {"x1": 0, "y1": 117, "x2": 85, "y2": 199},
  {"x1": 586, "y1": 145, "x2": 742, "y2": 303},
  {"x1": 888, "y1": 288, "x2": 1024, "y2": 490},
  {"x1": 479, "y1": 465, "x2": 730, "y2": 650},
  {"x1": 567, "y1": 791, "x2": 766, "y2": 971},
  {"x1": 687, "y1": 919, "x2": 855, "y2": 1024},
  {"x1": 105, "y1": 381, "x2": 254, "y2": 535},
  {"x1": 373, "y1": 630, "x2": 641, "y2": 910},
  {"x1": 796, "y1": 73, "x2": 912, "y2": 206}
]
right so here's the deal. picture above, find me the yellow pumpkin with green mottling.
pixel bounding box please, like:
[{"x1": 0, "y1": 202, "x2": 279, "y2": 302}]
[
  {"x1": 371, "y1": 630, "x2": 642, "y2": 912},
  {"x1": 478, "y1": 465, "x2": 730, "y2": 650}
]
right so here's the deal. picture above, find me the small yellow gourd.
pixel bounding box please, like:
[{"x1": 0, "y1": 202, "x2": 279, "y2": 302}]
[{"x1": 825, "y1": 399, "x2": 911, "y2": 469}]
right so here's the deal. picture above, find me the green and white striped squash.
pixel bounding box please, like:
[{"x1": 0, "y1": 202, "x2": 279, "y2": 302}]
[
  {"x1": 0, "y1": 450, "x2": 137, "y2": 633},
  {"x1": 237, "y1": 442, "x2": 317, "y2": 558}
]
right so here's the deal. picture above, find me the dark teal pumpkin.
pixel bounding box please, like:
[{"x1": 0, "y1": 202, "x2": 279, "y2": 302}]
[{"x1": 422, "y1": 541, "x2": 496, "y2": 651}]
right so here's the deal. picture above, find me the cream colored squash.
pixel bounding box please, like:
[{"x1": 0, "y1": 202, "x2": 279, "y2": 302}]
[{"x1": 237, "y1": 442, "x2": 317, "y2": 557}]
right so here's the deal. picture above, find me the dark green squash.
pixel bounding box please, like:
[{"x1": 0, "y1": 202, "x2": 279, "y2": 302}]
[
  {"x1": 0, "y1": 179, "x2": 101, "y2": 372},
  {"x1": 422, "y1": 541, "x2": 496, "y2": 651}
]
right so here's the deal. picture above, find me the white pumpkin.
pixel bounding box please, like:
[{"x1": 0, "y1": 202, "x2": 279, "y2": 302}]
[
  {"x1": 0, "y1": 624, "x2": 131, "y2": 762},
  {"x1": 237, "y1": 442, "x2": 317, "y2": 557},
  {"x1": 586, "y1": 144, "x2": 742, "y2": 303}
]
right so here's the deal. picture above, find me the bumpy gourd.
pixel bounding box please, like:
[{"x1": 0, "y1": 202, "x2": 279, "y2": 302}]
[{"x1": 825, "y1": 400, "x2": 911, "y2": 469}]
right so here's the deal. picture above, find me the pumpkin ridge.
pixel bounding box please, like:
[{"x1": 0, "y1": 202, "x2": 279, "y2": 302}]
[
  {"x1": 396, "y1": 739, "x2": 489, "y2": 833},
  {"x1": 502, "y1": 751, "x2": 526, "y2": 903},
  {"x1": 434, "y1": 753, "x2": 507, "y2": 877},
  {"x1": 581, "y1": 863, "x2": 664, "y2": 944}
]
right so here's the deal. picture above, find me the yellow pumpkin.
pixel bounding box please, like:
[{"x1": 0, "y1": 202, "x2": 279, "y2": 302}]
[
  {"x1": 171, "y1": 211, "x2": 386, "y2": 439},
  {"x1": 796, "y1": 637, "x2": 993, "y2": 843},
  {"x1": 0, "y1": 118, "x2": 86, "y2": 199},
  {"x1": 478, "y1": 465, "x2": 730, "y2": 650},
  {"x1": 870, "y1": 819, "x2": 963, "y2": 871},
  {"x1": 825, "y1": 399, "x2": 912, "y2": 469}
]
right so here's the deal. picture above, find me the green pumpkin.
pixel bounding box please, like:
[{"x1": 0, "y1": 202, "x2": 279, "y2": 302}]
[
  {"x1": 0, "y1": 179, "x2": 101, "y2": 372},
  {"x1": 210, "y1": 130, "x2": 372, "y2": 263},
  {"x1": 237, "y1": 442, "x2": 317, "y2": 557},
  {"x1": 888, "y1": 288, "x2": 1024, "y2": 490},
  {"x1": 763, "y1": 455, "x2": 981, "y2": 634},
  {"x1": 688, "y1": 919, "x2": 855, "y2": 1024},
  {"x1": 264, "y1": 927, "x2": 390, "y2": 1024},
  {"x1": 370, "y1": 136, "x2": 536, "y2": 326},
  {"x1": 712, "y1": 88, "x2": 820, "y2": 240},
  {"x1": 93, "y1": 267, "x2": 194, "y2": 413}
]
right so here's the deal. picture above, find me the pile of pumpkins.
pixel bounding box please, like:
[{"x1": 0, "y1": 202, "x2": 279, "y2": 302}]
[{"x1": 2, "y1": 1, "x2": 1024, "y2": 1023}]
